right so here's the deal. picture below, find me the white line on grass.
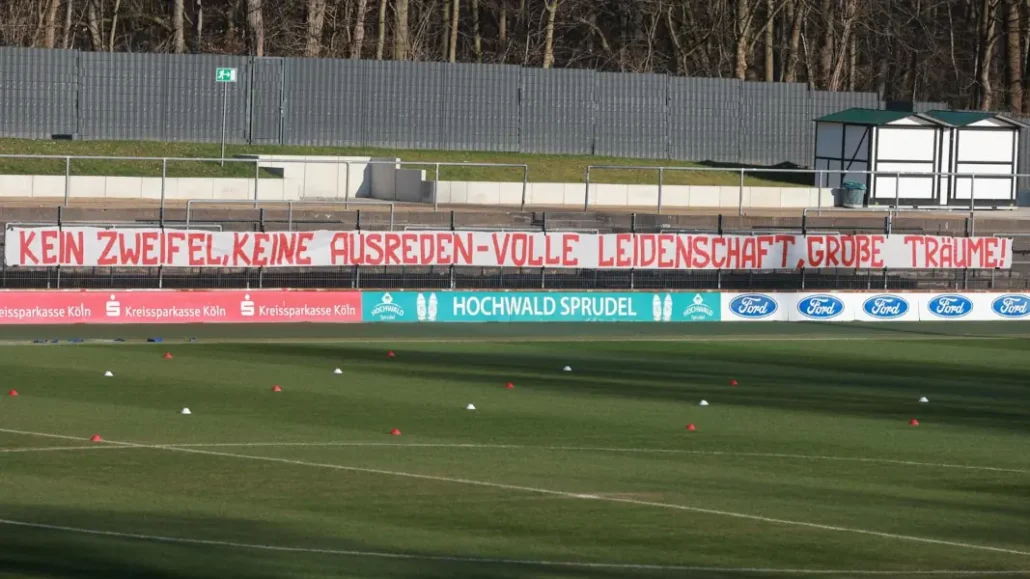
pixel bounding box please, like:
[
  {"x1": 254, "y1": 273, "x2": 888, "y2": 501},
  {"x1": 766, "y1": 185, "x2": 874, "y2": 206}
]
[
  {"x1": 0, "y1": 518, "x2": 1026, "y2": 576},
  {"x1": 0, "y1": 445, "x2": 130, "y2": 454},
  {"x1": 2, "y1": 436, "x2": 1024, "y2": 475},
  {"x1": 1, "y1": 427, "x2": 1028, "y2": 559},
  {"x1": 149, "y1": 441, "x2": 1030, "y2": 476}
]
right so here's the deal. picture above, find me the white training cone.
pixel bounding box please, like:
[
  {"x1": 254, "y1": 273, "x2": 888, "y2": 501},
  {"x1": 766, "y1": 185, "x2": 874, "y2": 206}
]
[
  {"x1": 919, "y1": 396, "x2": 929, "y2": 403},
  {"x1": 180, "y1": 408, "x2": 191, "y2": 415},
  {"x1": 103, "y1": 371, "x2": 114, "y2": 377},
  {"x1": 466, "y1": 403, "x2": 476, "y2": 411},
  {"x1": 699, "y1": 400, "x2": 709, "y2": 407},
  {"x1": 563, "y1": 366, "x2": 572, "y2": 372},
  {"x1": 333, "y1": 368, "x2": 343, "y2": 375}
]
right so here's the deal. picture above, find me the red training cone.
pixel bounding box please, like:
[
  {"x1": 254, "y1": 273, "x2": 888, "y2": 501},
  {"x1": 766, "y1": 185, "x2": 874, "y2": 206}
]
[
  {"x1": 272, "y1": 385, "x2": 282, "y2": 392},
  {"x1": 909, "y1": 419, "x2": 919, "y2": 427},
  {"x1": 90, "y1": 434, "x2": 103, "y2": 442},
  {"x1": 505, "y1": 382, "x2": 514, "y2": 389},
  {"x1": 387, "y1": 351, "x2": 396, "y2": 358},
  {"x1": 7, "y1": 389, "x2": 17, "y2": 397},
  {"x1": 729, "y1": 379, "x2": 739, "y2": 386},
  {"x1": 163, "y1": 352, "x2": 173, "y2": 360},
  {"x1": 686, "y1": 424, "x2": 697, "y2": 432},
  {"x1": 389, "y1": 428, "x2": 402, "y2": 436}
]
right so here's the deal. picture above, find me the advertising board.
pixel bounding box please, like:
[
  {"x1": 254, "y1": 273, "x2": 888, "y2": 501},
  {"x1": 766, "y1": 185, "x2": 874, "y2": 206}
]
[{"x1": 361, "y1": 292, "x2": 721, "y2": 323}]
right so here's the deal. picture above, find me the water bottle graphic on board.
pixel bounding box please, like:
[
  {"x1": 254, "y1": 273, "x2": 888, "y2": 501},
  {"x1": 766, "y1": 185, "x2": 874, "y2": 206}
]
[
  {"x1": 428, "y1": 293, "x2": 438, "y2": 322},
  {"x1": 416, "y1": 293, "x2": 427, "y2": 321},
  {"x1": 652, "y1": 295, "x2": 662, "y2": 322},
  {"x1": 663, "y1": 294, "x2": 673, "y2": 322}
]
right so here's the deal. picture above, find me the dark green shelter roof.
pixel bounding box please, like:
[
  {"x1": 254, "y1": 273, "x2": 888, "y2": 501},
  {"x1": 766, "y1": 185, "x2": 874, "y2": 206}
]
[{"x1": 814, "y1": 108, "x2": 933, "y2": 126}]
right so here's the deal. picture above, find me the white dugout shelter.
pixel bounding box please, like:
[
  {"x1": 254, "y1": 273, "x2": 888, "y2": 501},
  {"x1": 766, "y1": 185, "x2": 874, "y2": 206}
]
[{"x1": 814, "y1": 108, "x2": 1022, "y2": 207}]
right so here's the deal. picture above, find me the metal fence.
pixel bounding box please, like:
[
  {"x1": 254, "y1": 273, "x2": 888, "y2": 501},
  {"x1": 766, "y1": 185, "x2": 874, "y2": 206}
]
[
  {"x1": 2, "y1": 208, "x2": 1026, "y2": 292},
  {"x1": 0, "y1": 47, "x2": 951, "y2": 167}
]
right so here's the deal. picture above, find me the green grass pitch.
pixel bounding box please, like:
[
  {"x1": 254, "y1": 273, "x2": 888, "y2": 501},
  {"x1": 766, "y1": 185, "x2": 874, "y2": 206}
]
[{"x1": 0, "y1": 323, "x2": 1028, "y2": 578}]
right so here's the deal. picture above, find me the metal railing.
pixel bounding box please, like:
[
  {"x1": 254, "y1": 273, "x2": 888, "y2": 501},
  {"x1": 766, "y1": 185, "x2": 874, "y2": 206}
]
[
  {"x1": 0, "y1": 153, "x2": 1023, "y2": 216},
  {"x1": 0, "y1": 154, "x2": 529, "y2": 212},
  {"x1": 583, "y1": 166, "x2": 1023, "y2": 216}
]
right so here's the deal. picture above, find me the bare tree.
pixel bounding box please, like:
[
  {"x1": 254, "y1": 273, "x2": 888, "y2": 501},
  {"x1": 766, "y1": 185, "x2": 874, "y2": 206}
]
[
  {"x1": 449, "y1": 0, "x2": 460, "y2": 62},
  {"x1": 306, "y1": 0, "x2": 327, "y2": 56},
  {"x1": 173, "y1": 0, "x2": 186, "y2": 53},
  {"x1": 1007, "y1": 0, "x2": 1023, "y2": 112},
  {"x1": 86, "y1": 0, "x2": 103, "y2": 51},
  {"x1": 193, "y1": 0, "x2": 204, "y2": 53},
  {"x1": 62, "y1": 0, "x2": 74, "y2": 48},
  {"x1": 543, "y1": 0, "x2": 559, "y2": 68},
  {"x1": 781, "y1": 0, "x2": 806, "y2": 82},
  {"x1": 395, "y1": 0, "x2": 409, "y2": 59},
  {"x1": 246, "y1": 0, "x2": 265, "y2": 56},
  {"x1": 109, "y1": 0, "x2": 121, "y2": 51},
  {"x1": 735, "y1": 0, "x2": 758, "y2": 79},
  {"x1": 375, "y1": 0, "x2": 386, "y2": 59},
  {"x1": 472, "y1": 0, "x2": 482, "y2": 62},
  {"x1": 43, "y1": 0, "x2": 60, "y2": 49},
  {"x1": 978, "y1": 0, "x2": 998, "y2": 109},
  {"x1": 764, "y1": 0, "x2": 775, "y2": 81},
  {"x1": 350, "y1": 0, "x2": 369, "y2": 58}
]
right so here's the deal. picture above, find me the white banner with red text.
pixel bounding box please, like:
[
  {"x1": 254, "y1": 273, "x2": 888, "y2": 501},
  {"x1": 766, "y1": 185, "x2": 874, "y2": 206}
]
[{"x1": 4, "y1": 227, "x2": 1013, "y2": 270}]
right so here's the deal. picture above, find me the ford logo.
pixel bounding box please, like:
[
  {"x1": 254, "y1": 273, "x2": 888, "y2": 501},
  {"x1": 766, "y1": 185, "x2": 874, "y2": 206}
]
[
  {"x1": 729, "y1": 294, "x2": 778, "y2": 319},
  {"x1": 991, "y1": 294, "x2": 1030, "y2": 318},
  {"x1": 927, "y1": 294, "x2": 973, "y2": 318},
  {"x1": 796, "y1": 294, "x2": 846, "y2": 320},
  {"x1": 862, "y1": 295, "x2": 910, "y2": 320}
]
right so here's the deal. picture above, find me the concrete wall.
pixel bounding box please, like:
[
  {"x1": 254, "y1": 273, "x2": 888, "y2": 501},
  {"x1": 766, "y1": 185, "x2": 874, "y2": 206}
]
[
  {"x1": 431, "y1": 181, "x2": 834, "y2": 209},
  {"x1": 0, "y1": 159, "x2": 832, "y2": 209}
]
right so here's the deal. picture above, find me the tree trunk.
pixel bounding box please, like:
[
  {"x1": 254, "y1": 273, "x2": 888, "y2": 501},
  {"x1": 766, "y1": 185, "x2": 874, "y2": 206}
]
[
  {"x1": 1007, "y1": 0, "x2": 1023, "y2": 112},
  {"x1": 394, "y1": 0, "x2": 409, "y2": 59},
  {"x1": 43, "y1": 0, "x2": 60, "y2": 49},
  {"x1": 86, "y1": 0, "x2": 103, "y2": 51},
  {"x1": 764, "y1": 0, "x2": 774, "y2": 81},
  {"x1": 449, "y1": 0, "x2": 460, "y2": 62},
  {"x1": 192, "y1": 0, "x2": 204, "y2": 53},
  {"x1": 818, "y1": 0, "x2": 834, "y2": 88},
  {"x1": 62, "y1": 0, "x2": 74, "y2": 48},
  {"x1": 441, "y1": 0, "x2": 451, "y2": 59},
  {"x1": 735, "y1": 0, "x2": 754, "y2": 80},
  {"x1": 847, "y1": 27, "x2": 856, "y2": 91},
  {"x1": 305, "y1": 0, "x2": 327, "y2": 57},
  {"x1": 246, "y1": 0, "x2": 264, "y2": 56},
  {"x1": 979, "y1": 0, "x2": 997, "y2": 110},
  {"x1": 543, "y1": 0, "x2": 559, "y2": 68},
  {"x1": 173, "y1": 0, "x2": 186, "y2": 53},
  {"x1": 499, "y1": 0, "x2": 508, "y2": 52},
  {"x1": 783, "y1": 0, "x2": 804, "y2": 82},
  {"x1": 472, "y1": 0, "x2": 482, "y2": 62},
  {"x1": 108, "y1": 0, "x2": 121, "y2": 51},
  {"x1": 375, "y1": 0, "x2": 386, "y2": 59},
  {"x1": 350, "y1": 0, "x2": 369, "y2": 58}
]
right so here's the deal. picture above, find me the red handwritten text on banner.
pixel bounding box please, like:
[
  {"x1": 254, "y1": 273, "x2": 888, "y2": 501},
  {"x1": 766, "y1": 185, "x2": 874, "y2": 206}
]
[{"x1": 4, "y1": 227, "x2": 1012, "y2": 270}]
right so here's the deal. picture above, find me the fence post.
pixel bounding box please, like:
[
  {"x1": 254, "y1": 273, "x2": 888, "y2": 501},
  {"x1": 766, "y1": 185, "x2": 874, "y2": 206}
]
[
  {"x1": 520, "y1": 165, "x2": 528, "y2": 211},
  {"x1": 433, "y1": 162, "x2": 441, "y2": 211},
  {"x1": 969, "y1": 173, "x2": 976, "y2": 221},
  {"x1": 160, "y1": 158, "x2": 167, "y2": 221},
  {"x1": 657, "y1": 167, "x2": 665, "y2": 214},
  {"x1": 583, "y1": 167, "x2": 591, "y2": 211},
  {"x1": 63, "y1": 156, "x2": 71, "y2": 207},
  {"x1": 894, "y1": 172, "x2": 900, "y2": 210},
  {"x1": 737, "y1": 169, "x2": 745, "y2": 216},
  {"x1": 344, "y1": 161, "x2": 351, "y2": 209},
  {"x1": 253, "y1": 160, "x2": 260, "y2": 208}
]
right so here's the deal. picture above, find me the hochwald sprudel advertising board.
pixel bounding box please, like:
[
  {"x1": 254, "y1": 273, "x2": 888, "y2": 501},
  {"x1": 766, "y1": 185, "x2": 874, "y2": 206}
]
[
  {"x1": 0, "y1": 290, "x2": 1027, "y2": 325},
  {"x1": 362, "y1": 292, "x2": 721, "y2": 323},
  {"x1": 5, "y1": 227, "x2": 1013, "y2": 270}
]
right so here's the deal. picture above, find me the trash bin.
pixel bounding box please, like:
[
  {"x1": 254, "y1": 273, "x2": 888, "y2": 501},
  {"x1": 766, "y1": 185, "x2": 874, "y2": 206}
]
[{"x1": 839, "y1": 181, "x2": 867, "y2": 208}]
